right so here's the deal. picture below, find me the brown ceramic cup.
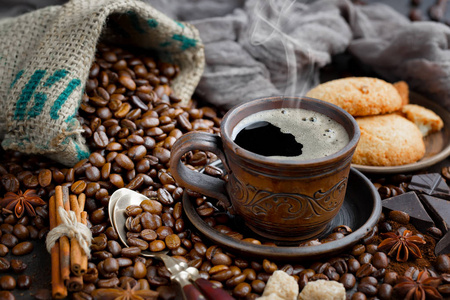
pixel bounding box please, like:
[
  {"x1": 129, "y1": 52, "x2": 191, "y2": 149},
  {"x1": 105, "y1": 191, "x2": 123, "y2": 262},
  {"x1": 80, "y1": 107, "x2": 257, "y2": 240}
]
[{"x1": 169, "y1": 96, "x2": 360, "y2": 241}]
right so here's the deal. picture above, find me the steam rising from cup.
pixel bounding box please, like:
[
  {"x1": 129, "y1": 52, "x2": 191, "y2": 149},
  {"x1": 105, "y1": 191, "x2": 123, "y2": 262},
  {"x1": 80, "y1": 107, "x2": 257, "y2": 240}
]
[{"x1": 248, "y1": 0, "x2": 314, "y2": 100}]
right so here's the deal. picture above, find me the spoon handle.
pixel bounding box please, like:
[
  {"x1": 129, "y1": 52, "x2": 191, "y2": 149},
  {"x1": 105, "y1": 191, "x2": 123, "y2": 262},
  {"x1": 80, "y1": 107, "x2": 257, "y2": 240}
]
[
  {"x1": 182, "y1": 283, "x2": 205, "y2": 300},
  {"x1": 195, "y1": 278, "x2": 235, "y2": 300}
]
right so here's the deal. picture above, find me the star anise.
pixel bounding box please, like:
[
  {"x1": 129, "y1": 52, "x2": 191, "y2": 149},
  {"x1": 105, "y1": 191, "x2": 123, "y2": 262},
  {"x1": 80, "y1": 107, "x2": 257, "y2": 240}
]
[
  {"x1": 0, "y1": 189, "x2": 46, "y2": 218},
  {"x1": 378, "y1": 229, "x2": 426, "y2": 262},
  {"x1": 91, "y1": 283, "x2": 158, "y2": 300},
  {"x1": 394, "y1": 268, "x2": 443, "y2": 300}
]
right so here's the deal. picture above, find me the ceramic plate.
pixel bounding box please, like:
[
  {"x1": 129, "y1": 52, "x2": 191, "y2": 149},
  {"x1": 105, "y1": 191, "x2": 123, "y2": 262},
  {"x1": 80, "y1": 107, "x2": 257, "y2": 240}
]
[
  {"x1": 183, "y1": 162, "x2": 381, "y2": 262},
  {"x1": 352, "y1": 92, "x2": 450, "y2": 174}
]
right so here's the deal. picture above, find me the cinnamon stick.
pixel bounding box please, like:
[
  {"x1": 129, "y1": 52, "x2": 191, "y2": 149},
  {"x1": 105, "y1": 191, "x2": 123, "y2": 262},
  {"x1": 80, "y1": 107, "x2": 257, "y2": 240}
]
[
  {"x1": 55, "y1": 186, "x2": 71, "y2": 283},
  {"x1": 78, "y1": 194, "x2": 89, "y2": 274},
  {"x1": 69, "y1": 194, "x2": 86, "y2": 276},
  {"x1": 66, "y1": 275, "x2": 83, "y2": 292},
  {"x1": 49, "y1": 195, "x2": 67, "y2": 299}
]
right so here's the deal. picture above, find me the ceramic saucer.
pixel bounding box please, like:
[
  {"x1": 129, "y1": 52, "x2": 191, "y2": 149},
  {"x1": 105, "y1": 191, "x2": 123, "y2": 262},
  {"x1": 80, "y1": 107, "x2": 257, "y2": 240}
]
[{"x1": 183, "y1": 161, "x2": 382, "y2": 261}]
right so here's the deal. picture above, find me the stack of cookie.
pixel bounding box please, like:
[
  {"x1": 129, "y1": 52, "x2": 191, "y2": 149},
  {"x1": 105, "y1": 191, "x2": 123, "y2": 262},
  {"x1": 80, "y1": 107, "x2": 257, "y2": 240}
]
[{"x1": 306, "y1": 77, "x2": 444, "y2": 166}]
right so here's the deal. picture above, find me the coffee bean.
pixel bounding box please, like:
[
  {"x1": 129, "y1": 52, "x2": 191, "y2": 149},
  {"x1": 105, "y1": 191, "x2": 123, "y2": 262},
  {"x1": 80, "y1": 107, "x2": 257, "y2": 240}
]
[
  {"x1": 0, "y1": 291, "x2": 15, "y2": 300},
  {"x1": 233, "y1": 282, "x2": 251, "y2": 298},
  {"x1": 359, "y1": 253, "x2": 373, "y2": 265},
  {"x1": 10, "y1": 259, "x2": 27, "y2": 273},
  {"x1": 0, "y1": 258, "x2": 10, "y2": 272},
  {"x1": 133, "y1": 261, "x2": 147, "y2": 279},
  {"x1": 372, "y1": 252, "x2": 389, "y2": 269},
  {"x1": 12, "y1": 224, "x2": 29, "y2": 240},
  {"x1": 339, "y1": 273, "x2": 356, "y2": 290},
  {"x1": 16, "y1": 275, "x2": 31, "y2": 290},
  {"x1": 351, "y1": 244, "x2": 366, "y2": 256},
  {"x1": 389, "y1": 210, "x2": 410, "y2": 224},
  {"x1": 378, "y1": 283, "x2": 393, "y2": 300},
  {"x1": 0, "y1": 245, "x2": 8, "y2": 257},
  {"x1": 357, "y1": 282, "x2": 378, "y2": 296},
  {"x1": 427, "y1": 226, "x2": 443, "y2": 239},
  {"x1": 0, "y1": 275, "x2": 16, "y2": 290},
  {"x1": 2, "y1": 174, "x2": 20, "y2": 193},
  {"x1": 351, "y1": 291, "x2": 367, "y2": 300},
  {"x1": 149, "y1": 240, "x2": 166, "y2": 252},
  {"x1": 356, "y1": 263, "x2": 376, "y2": 278},
  {"x1": 1, "y1": 234, "x2": 18, "y2": 248},
  {"x1": 121, "y1": 246, "x2": 141, "y2": 258},
  {"x1": 436, "y1": 254, "x2": 450, "y2": 273}
]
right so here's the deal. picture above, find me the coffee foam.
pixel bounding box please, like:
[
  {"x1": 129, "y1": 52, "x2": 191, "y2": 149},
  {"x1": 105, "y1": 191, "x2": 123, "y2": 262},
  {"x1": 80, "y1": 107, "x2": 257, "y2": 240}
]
[{"x1": 232, "y1": 108, "x2": 350, "y2": 160}]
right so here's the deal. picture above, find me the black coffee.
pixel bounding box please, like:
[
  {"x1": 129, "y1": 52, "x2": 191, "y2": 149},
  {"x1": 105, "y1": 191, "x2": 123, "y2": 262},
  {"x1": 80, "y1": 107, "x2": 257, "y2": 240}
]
[
  {"x1": 234, "y1": 121, "x2": 303, "y2": 157},
  {"x1": 231, "y1": 108, "x2": 349, "y2": 160}
]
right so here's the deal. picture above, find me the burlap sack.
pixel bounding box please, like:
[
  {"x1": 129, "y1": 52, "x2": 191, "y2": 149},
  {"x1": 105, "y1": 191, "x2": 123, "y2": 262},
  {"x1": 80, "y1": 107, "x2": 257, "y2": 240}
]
[{"x1": 0, "y1": 0, "x2": 204, "y2": 166}]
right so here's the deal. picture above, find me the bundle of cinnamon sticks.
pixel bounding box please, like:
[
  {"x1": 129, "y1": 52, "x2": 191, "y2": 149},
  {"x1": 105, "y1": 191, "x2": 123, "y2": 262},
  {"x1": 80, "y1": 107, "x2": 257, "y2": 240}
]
[{"x1": 49, "y1": 186, "x2": 89, "y2": 299}]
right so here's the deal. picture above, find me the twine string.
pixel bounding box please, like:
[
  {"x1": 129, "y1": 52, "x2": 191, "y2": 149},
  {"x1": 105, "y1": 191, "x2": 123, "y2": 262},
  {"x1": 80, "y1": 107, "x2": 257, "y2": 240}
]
[{"x1": 45, "y1": 206, "x2": 92, "y2": 258}]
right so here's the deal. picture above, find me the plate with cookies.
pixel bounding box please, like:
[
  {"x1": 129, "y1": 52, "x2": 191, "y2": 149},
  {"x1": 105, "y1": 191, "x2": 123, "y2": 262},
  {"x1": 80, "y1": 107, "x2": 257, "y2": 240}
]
[{"x1": 306, "y1": 77, "x2": 450, "y2": 174}]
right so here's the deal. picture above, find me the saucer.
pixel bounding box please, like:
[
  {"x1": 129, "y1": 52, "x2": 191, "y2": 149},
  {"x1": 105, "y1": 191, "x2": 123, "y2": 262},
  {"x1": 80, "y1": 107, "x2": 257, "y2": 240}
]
[{"x1": 182, "y1": 162, "x2": 381, "y2": 261}]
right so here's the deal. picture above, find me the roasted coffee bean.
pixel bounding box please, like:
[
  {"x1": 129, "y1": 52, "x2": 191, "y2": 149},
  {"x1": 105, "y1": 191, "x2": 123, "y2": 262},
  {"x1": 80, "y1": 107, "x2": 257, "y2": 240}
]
[
  {"x1": 0, "y1": 258, "x2": 10, "y2": 272},
  {"x1": 378, "y1": 222, "x2": 392, "y2": 233},
  {"x1": 2, "y1": 174, "x2": 20, "y2": 193},
  {"x1": 1, "y1": 234, "x2": 18, "y2": 248},
  {"x1": 165, "y1": 234, "x2": 181, "y2": 250},
  {"x1": 11, "y1": 241, "x2": 34, "y2": 256},
  {"x1": 121, "y1": 246, "x2": 141, "y2": 258},
  {"x1": 339, "y1": 273, "x2": 356, "y2": 290},
  {"x1": 372, "y1": 268, "x2": 386, "y2": 279},
  {"x1": 10, "y1": 259, "x2": 27, "y2": 273},
  {"x1": 347, "y1": 258, "x2": 361, "y2": 274},
  {"x1": 360, "y1": 276, "x2": 377, "y2": 286},
  {"x1": 436, "y1": 254, "x2": 450, "y2": 273},
  {"x1": 389, "y1": 210, "x2": 410, "y2": 224},
  {"x1": 372, "y1": 252, "x2": 389, "y2": 269},
  {"x1": 233, "y1": 282, "x2": 251, "y2": 298},
  {"x1": 12, "y1": 224, "x2": 29, "y2": 240},
  {"x1": 128, "y1": 238, "x2": 149, "y2": 251},
  {"x1": 351, "y1": 291, "x2": 367, "y2": 300},
  {"x1": 359, "y1": 253, "x2": 373, "y2": 265},
  {"x1": 356, "y1": 263, "x2": 376, "y2": 278},
  {"x1": 351, "y1": 244, "x2": 366, "y2": 256},
  {"x1": 0, "y1": 224, "x2": 13, "y2": 235},
  {"x1": 0, "y1": 245, "x2": 8, "y2": 257},
  {"x1": 155, "y1": 226, "x2": 173, "y2": 240},
  {"x1": 97, "y1": 277, "x2": 120, "y2": 288},
  {"x1": 133, "y1": 261, "x2": 147, "y2": 279},
  {"x1": 378, "y1": 283, "x2": 393, "y2": 300},
  {"x1": 149, "y1": 240, "x2": 166, "y2": 252},
  {"x1": 0, "y1": 291, "x2": 15, "y2": 300},
  {"x1": 384, "y1": 271, "x2": 398, "y2": 285},
  {"x1": 16, "y1": 275, "x2": 31, "y2": 290},
  {"x1": 357, "y1": 282, "x2": 378, "y2": 296},
  {"x1": 0, "y1": 275, "x2": 16, "y2": 290}
]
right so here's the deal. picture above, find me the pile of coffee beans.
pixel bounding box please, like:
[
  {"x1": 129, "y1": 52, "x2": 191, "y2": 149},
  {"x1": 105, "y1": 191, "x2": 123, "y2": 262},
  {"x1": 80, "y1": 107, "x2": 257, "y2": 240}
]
[{"x1": 1, "y1": 42, "x2": 450, "y2": 300}]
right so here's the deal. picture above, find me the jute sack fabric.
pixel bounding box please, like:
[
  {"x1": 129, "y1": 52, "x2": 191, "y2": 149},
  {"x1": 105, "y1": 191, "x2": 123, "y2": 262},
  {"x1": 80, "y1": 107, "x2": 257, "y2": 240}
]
[{"x1": 0, "y1": 0, "x2": 204, "y2": 166}]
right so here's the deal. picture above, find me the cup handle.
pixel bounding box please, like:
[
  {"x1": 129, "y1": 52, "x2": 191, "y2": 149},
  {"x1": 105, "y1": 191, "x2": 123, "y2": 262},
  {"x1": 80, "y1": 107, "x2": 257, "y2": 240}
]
[{"x1": 169, "y1": 131, "x2": 233, "y2": 212}]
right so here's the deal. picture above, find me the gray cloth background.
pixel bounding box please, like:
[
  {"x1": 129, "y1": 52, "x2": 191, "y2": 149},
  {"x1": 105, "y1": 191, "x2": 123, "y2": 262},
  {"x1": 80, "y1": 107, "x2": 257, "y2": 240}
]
[{"x1": 2, "y1": 0, "x2": 450, "y2": 111}]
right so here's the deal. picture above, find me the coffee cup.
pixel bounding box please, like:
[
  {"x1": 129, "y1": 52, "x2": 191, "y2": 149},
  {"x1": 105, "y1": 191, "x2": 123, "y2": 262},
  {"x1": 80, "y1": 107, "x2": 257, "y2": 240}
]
[{"x1": 169, "y1": 96, "x2": 360, "y2": 241}]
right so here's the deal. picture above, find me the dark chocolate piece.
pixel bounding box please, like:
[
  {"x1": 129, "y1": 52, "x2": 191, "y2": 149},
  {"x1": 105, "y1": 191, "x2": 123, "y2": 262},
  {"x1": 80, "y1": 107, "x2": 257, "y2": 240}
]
[
  {"x1": 382, "y1": 192, "x2": 434, "y2": 232},
  {"x1": 420, "y1": 194, "x2": 450, "y2": 233},
  {"x1": 408, "y1": 173, "x2": 450, "y2": 196},
  {"x1": 435, "y1": 230, "x2": 450, "y2": 256}
]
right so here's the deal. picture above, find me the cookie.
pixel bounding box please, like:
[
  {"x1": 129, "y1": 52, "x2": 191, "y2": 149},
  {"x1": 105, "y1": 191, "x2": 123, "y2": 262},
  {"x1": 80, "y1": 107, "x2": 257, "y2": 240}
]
[
  {"x1": 393, "y1": 81, "x2": 409, "y2": 106},
  {"x1": 352, "y1": 114, "x2": 425, "y2": 166},
  {"x1": 401, "y1": 104, "x2": 444, "y2": 136},
  {"x1": 305, "y1": 77, "x2": 403, "y2": 116}
]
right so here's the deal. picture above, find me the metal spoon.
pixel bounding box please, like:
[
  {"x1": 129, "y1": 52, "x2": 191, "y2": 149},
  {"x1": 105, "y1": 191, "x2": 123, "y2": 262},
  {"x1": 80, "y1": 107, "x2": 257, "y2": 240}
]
[{"x1": 109, "y1": 188, "x2": 234, "y2": 300}]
